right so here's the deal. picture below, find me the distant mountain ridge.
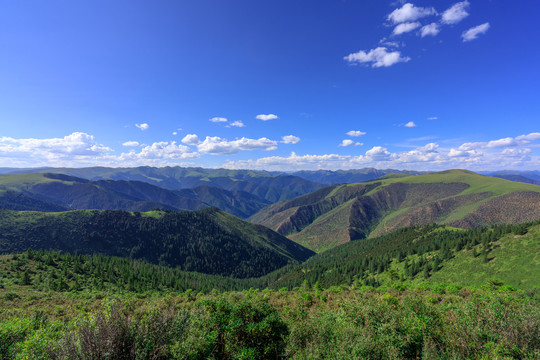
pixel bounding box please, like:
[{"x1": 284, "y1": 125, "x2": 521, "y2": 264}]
[
  {"x1": 2, "y1": 166, "x2": 324, "y2": 203},
  {"x1": 0, "y1": 173, "x2": 278, "y2": 218},
  {"x1": 289, "y1": 168, "x2": 426, "y2": 184},
  {"x1": 251, "y1": 170, "x2": 540, "y2": 252}
]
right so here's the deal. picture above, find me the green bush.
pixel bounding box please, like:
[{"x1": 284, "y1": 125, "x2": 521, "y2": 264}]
[
  {"x1": 0, "y1": 318, "x2": 32, "y2": 360},
  {"x1": 173, "y1": 297, "x2": 288, "y2": 359}
]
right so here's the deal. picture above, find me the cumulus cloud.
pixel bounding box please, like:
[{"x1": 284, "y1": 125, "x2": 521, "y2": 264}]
[
  {"x1": 281, "y1": 135, "x2": 301, "y2": 144},
  {"x1": 441, "y1": 1, "x2": 470, "y2": 25},
  {"x1": 516, "y1": 132, "x2": 540, "y2": 141},
  {"x1": 393, "y1": 22, "x2": 421, "y2": 36},
  {"x1": 387, "y1": 3, "x2": 437, "y2": 24},
  {"x1": 457, "y1": 133, "x2": 540, "y2": 152},
  {"x1": 181, "y1": 134, "x2": 201, "y2": 145},
  {"x1": 0, "y1": 132, "x2": 112, "y2": 158},
  {"x1": 256, "y1": 114, "x2": 278, "y2": 121},
  {"x1": 135, "y1": 123, "x2": 149, "y2": 131},
  {"x1": 172, "y1": 132, "x2": 178, "y2": 136},
  {"x1": 405, "y1": 121, "x2": 417, "y2": 128},
  {"x1": 339, "y1": 139, "x2": 363, "y2": 147},
  {"x1": 420, "y1": 23, "x2": 441, "y2": 37},
  {"x1": 346, "y1": 130, "x2": 367, "y2": 137},
  {"x1": 462, "y1": 23, "x2": 490, "y2": 42},
  {"x1": 209, "y1": 117, "x2": 228, "y2": 123},
  {"x1": 365, "y1": 146, "x2": 394, "y2": 161},
  {"x1": 501, "y1": 148, "x2": 531, "y2": 157},
  {"x1": 125, "y1": 142, "x2": 197, "y2": 160},
  {"x1": 197, "y1": 136, "x2": 278, "y2": 154},
  {"x1": 344, "y1": 47, "x2": 410, "y2": 68},
  {"x1": 122, "y1": 141, "x2": 140, "y2": 147},
  {"x1": 227, "y1": 121, "x2": 245, "y2": 128},
  {"x1": 222, "y1": 133, "x2": 540, "y2": 171}
]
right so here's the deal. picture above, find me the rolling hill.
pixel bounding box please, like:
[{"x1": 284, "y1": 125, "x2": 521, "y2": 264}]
[
  {"x1": 250, "y1": 169, "x2": 540, "y2": 252},
  {"x1": 0, "y1": 207, "x2": 315, "y2": 278}
]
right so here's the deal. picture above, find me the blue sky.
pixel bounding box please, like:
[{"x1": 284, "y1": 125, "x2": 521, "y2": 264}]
[{"x1": 1, "y1": 0, "x2": 539, "y2": 170}]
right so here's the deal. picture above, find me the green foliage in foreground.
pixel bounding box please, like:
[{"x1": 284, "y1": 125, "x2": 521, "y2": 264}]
[{"x1": 0, "y1": 287, "x2": 538, "y2": 359}]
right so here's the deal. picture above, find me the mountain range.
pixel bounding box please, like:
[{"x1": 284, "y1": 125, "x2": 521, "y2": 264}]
[{"x1": 0, "y1": 166, "x2": 539, "y2": 285}]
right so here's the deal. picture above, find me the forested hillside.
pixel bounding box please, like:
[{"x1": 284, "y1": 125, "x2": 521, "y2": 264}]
[{"x1": 0, "y1": 208, "x2": 314, "y2": 278}]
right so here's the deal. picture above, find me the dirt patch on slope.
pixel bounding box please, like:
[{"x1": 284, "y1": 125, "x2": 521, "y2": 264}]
[
  {"x1": 371, "y1": 192, "x2": 491, "y2": 237},
  {"x1": 449, "y1": 191, "x2": 540, "y2": 228}
]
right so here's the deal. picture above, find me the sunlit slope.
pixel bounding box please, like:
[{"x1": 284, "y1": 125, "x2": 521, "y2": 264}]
[
  {"x1": 261, "y1": 221, "x2": 540, "y2": 291},
  {"x1": 251, "y1": 170, "x2": 540, "y2": 252}
]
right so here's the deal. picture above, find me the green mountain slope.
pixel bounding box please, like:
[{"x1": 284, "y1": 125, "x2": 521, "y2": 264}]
[
  {"x1": 0, "y1": 208, "x2": 314, "y2": 278},
  {"x1": 260, "y1": 221, "x2": 540, "y2": 290},
  {"x1": 0, "y1": 173, "x2": 208, "y2": 211},
  {"x1": 5, "y1": 166, "x2": 324, "y2": 203},
  {"x1": 251, "y1": 169, "x2": 540, "y2": 252},
  {"x1": 177, "y1": 186, "x2": 271, "y2": 218}
]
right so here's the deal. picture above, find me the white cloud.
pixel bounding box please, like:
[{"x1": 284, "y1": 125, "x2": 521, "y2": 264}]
[
  {"x1": 405, "y1": 121, "x2": 417, "y2": 128},
  {"x1": 366, "y1": 146, "x2": 394, "y2": 161},
  {"x1": 122, "y1": 141, "x2": 139, "y2": 147},
  {"x1": 486, "y1": 137, "x2": 517, "y2": 148},
  {"x1": 181, "y1": 134, "x2": 201, "y2": 145},
  {"x1": 197, "y1": 136, "x2": 278, "y2": 155},
  {"x1": 420, "y1": 23, "x2": 441, "y2": 37},
  {"x1": 135, "y1": 123, "x2": 149, "y2": 131},
  {"x1": 501, "y1": 148, "x2": 531, "y2": 158},
  {"x1": 227, "y1": 120, "x2": 245, "y2": 128},
  {"x1": 209, "y1": 117, "x2": 228, "y2": 123},
  {"x1": 221, "y1": 133, "x2": 540, "y2": 171},
  {"x1": 393, "y1": 22, "x2": 421, "y2": 36},
  {"x1": 281, "y1": 135, "x2": 301, "y2": 144},
  {"x1": 458, "y1": 133, "x2": 540, "y2": 152},
  {"x1": 344, "y1": 47, "x2": 410, "y2": 68},
  {"x1": 427, "y1": 117, "x2": 438, "y2": 120},
  {"x1": 516, "y1": 132, "x2": 540, "y2": 141},
  {"x1": 339, "y1": 139, "x2": 363, "y2": 147},
  {"x1": 0, "y1": 132, "x2": 112, "y2": 158},
  {"x1": 125, "y1": 142, "x2": 197, "y2": 160},
  {"x1": 441, "y1": 1, "x2": 470, "y2": 25},
  {"x1": 172, "y1": 132, "x2": 178, "y2": 136},
  {"x1": 387, "y1": 3, "x2": 437, "y2": 24},
  {"x1": 462, "y1": 23, "x2": 490, "y2": 42},
  {"x1": 346, "y1": 130, "x2": 366, "y2": 137},
  {"x1": 256, "y1": 114, "x2": 278, "y2": 121},
  {"x1": 379, "y1": 39, "x2": 401, "y2": 48}
]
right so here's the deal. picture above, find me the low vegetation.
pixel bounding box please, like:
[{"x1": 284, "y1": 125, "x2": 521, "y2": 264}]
[{"x1": 0, "y1": 282, "x2": 538, "y2": 359}]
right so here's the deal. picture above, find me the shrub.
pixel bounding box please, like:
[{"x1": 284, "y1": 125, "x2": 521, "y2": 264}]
[
  {"x1": 0, "y1": 318, "x2": 32, "y2": 359},
  {"x1": 173, "y1": 297, "x2": 288, "y2": 359}
]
